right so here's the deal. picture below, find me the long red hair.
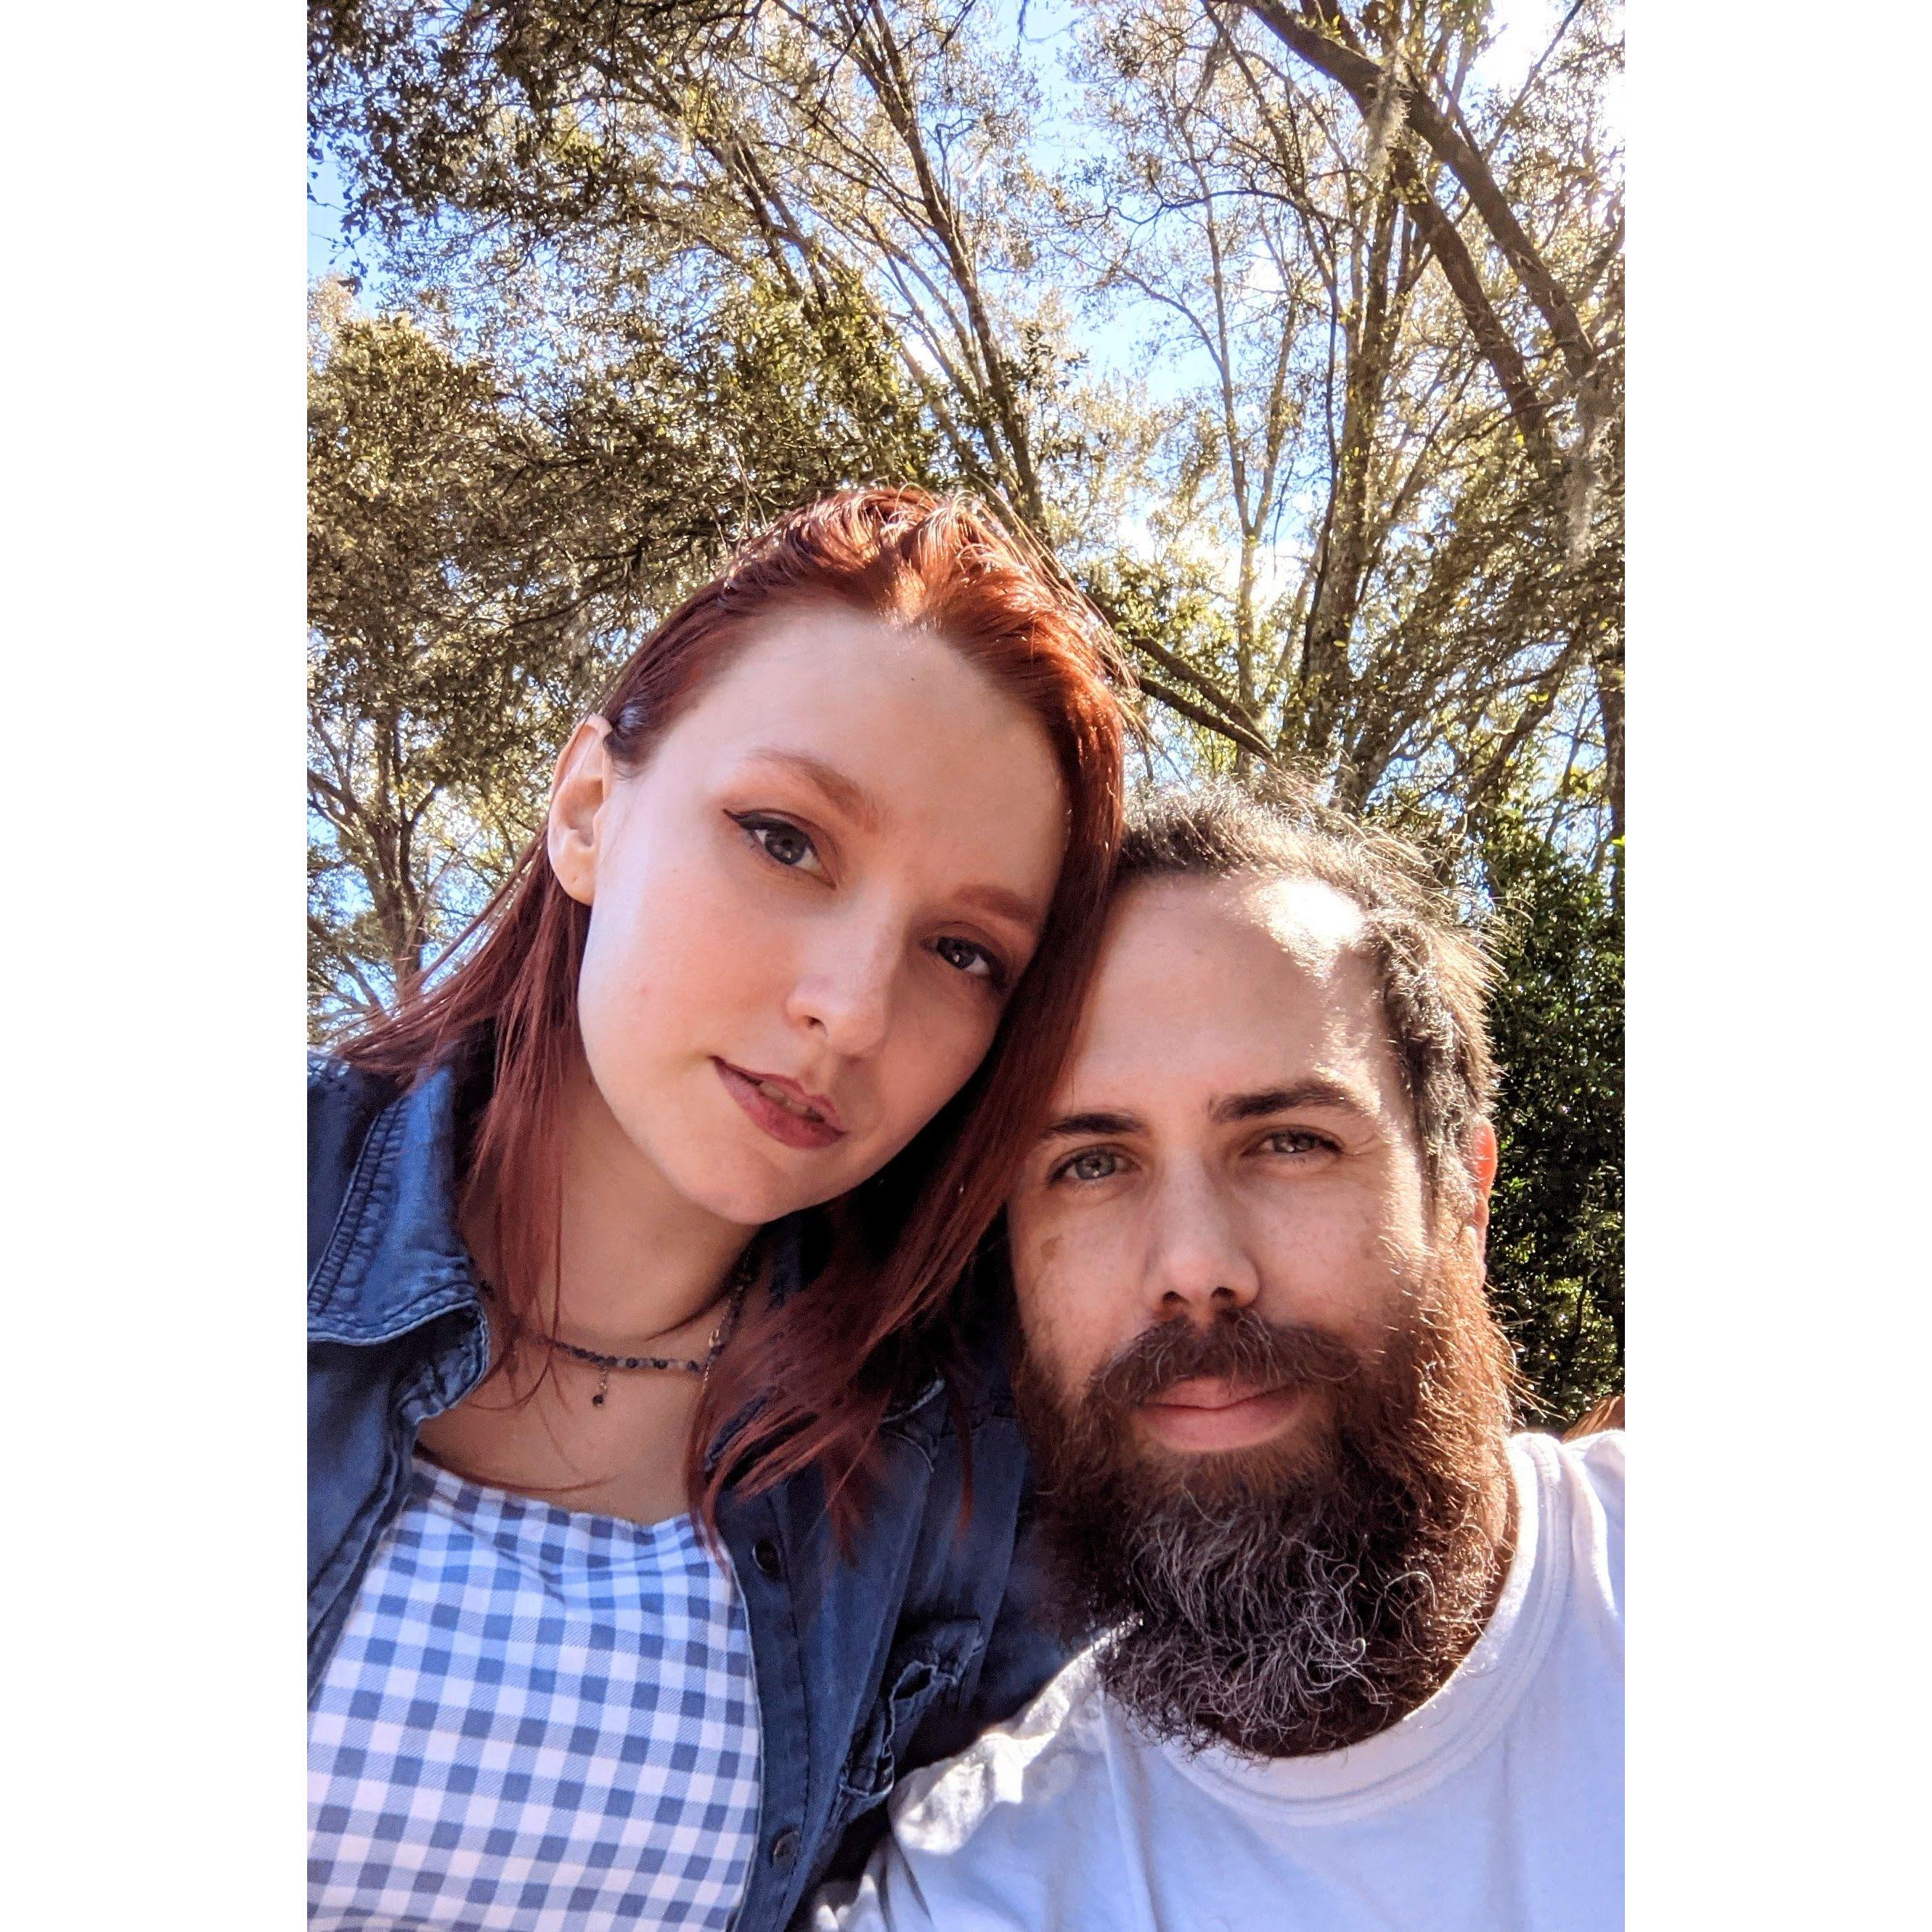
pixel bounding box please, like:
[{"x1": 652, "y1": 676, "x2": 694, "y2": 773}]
[{"x1": 339, "y1": 487, "x2": 1127, "y2": 1534}]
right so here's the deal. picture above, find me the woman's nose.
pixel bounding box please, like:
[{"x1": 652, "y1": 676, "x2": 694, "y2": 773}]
[{"x1": 784, "y1": 917, "x2": 897, "y2": 1060}]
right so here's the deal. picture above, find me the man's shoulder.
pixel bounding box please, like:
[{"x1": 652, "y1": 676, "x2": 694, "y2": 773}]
[
  {"x1": 1542, "y1": 1424, "x2": 1624, "y2": 1529},
  {"x1": 1567, "y1": 1424, "x2": 1623, "y2": 1493},
  {"x1": 1513, "y1": 1427, "x2": 1624, "y2": 1630},
  {"x1": 1517, "y1": 1425, "x2": 1623, "y2": 1504}
]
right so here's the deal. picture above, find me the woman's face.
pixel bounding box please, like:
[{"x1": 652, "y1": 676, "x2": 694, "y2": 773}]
[{"x1": 550, "y1": 602, "x2": 1070, "y2": 1228}]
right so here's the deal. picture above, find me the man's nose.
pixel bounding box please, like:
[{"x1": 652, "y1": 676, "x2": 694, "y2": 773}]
[
  {"x1": 1144, "y1": 1165, "x2": 1262, "y2": 1318},
  {"x1": 783, "y1": 914, "x2": 897, "y2": 1060}
]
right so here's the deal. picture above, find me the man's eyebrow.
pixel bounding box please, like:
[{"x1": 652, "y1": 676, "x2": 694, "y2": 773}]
[
  {"x1": 749, "y1": 749, "x2": 882, "y2": 832},
  {"x1": 1038, "y1": 1108, "x2": 1144, "y2": 1143},
  {"x1": 1212, "y1": 1080, "x2": 1379, "y2": 1125}
]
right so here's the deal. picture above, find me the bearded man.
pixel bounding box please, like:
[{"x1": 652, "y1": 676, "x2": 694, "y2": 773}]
[{"x1": 810, "y1": 786, "x2": 1623, "y2": 1932}]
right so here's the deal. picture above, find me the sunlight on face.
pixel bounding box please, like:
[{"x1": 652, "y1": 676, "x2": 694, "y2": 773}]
[
  {"x1": 561, "y1": 603, "x2": 1069, "y2": 1228},
  {"x1": 1007, "y1": 873, "x2": 1434, "y2": 1445}
]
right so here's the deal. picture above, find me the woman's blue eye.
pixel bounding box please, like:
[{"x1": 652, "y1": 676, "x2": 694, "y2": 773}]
[
  {"x1": 933, "y1": 934, "x2": 1000, "y2": 982},
  {"x1": 734, "y1": 814, "x2": 820, "y2": 871}
]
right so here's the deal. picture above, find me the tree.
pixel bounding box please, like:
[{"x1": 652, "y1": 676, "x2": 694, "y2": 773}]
[
  {"x1": 312, "y1": 1, "x2": 1621, "y2": 842},
  {"x1": 310, "y1": 0, "x2": 1093, "y2": 534},
  {"x1": 1054, "y1": 1, "x2": 1620, "y2": 864},
  {"x1": 1229, "y1": 0, "x2": 1624, "y2": 885},
  {"x1": 1480, "y1": 804, "x2": 1623, "y2": 1426},
  {"x1": 309, "y1": 293, "x2": 589, "y2": 1032}
]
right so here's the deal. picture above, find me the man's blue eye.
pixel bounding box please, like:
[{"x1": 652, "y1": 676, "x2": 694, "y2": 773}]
[{"x1": 1062, "y1": 1150, "x2": 1120, "y2": 1183}]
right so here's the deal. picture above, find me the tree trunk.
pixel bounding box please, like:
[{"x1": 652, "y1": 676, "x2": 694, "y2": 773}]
[{"x1": 1300, "y1": 184, "x2": 1398, "y2": 766}]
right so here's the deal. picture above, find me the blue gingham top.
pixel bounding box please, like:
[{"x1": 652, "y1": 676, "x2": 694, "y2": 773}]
[{"x1": 309, "y1": 1456, "x2": 762, "y2": 1928}]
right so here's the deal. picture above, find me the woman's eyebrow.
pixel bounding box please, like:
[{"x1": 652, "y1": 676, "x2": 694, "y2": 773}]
[
  {"x1": 748, "y1": 748, "x2": 882, "y2": 831},
  {"x1": 954, "y1": 881, "x2": 1047, "y2": 931}
]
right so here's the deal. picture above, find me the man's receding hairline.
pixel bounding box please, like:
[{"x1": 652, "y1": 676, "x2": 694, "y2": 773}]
[
  {"x1": 1114, "y1": 861, "x2": 1373, "y2": 960},
  {"x1": 1111, "y1": 820, "x2": 1490, "y2": 1211}
]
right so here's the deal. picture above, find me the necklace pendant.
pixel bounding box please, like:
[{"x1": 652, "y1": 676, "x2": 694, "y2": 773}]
[{"x1": 592, "y1": 1364, "x2": 611, "y2": 1408}]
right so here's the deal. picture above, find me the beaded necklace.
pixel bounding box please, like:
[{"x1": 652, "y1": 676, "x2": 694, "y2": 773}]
[{"x1": 478, "y1": 1244, "x2": 757, "y2": 1407}]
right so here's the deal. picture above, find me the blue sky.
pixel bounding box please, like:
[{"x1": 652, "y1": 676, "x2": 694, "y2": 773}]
[{"x1": 309, "y1": 144, "x2": 361, "y2": 285}]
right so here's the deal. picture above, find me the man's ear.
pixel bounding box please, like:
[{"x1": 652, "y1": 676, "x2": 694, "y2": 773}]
[
  {"x1": 546, "y1": 717, "x2": 615, "y2": 908},
  {"x1": 1464, "y1": 1118, "x2": 1499, "y2": 1255}
]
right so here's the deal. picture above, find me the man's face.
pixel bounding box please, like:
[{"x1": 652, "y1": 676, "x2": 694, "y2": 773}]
[
  {"x1": 1010, "y1": 871, "x2": 1483, "y2": 1469},
  {"x1": 1005, "y1": 869, "x2": 1512, "y2": 1759}
]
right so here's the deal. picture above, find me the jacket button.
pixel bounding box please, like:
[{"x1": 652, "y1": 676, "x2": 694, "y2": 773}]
[
  {"x1": 752, "y1": 1538, "x2": 783, "y2": 1580},
  {"x1": 770, "y1": 1825, "x2": 800, "y2": 1865}
]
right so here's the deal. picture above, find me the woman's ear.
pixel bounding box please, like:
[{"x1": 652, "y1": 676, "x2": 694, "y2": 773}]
[{"x1": 546, "y1": 717, "x2": 615, "y2": 906}]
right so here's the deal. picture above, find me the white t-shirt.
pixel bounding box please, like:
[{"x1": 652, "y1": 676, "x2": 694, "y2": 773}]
[{"x1": 812, "y1": 1430, "x2": 1623, "y2": 1932}]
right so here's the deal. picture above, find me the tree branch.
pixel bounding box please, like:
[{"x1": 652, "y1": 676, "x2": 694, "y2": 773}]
[
  {"x1": 1133, "y1": 668, "x2": 1281, "y2": 766},
  {"x1": 1242, "y1": 0, "x2": 1597, "y2": 384}
]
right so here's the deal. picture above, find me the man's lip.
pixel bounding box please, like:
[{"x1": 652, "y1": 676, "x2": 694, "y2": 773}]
[
  {"x1": 1136, "y1": 1380, "x2": 1307, "y2": 1453},
  {"x1": 1141, "y1": 1376, "x2": 1286, "y2": 1412}
]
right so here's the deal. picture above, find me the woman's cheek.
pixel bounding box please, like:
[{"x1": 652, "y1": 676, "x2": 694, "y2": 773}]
[
  {"x1": 863, "y1": 1001, "x2": 980, "y2": 1162},
  {"x1": 920, "y1": 995, "x2": 1003, "y2": 1109},
  {"x1": 576, "y1": 971, "x2": 659, "y2": 1128},
  {"x1": 576, "y1": 897, "x2": 698, "y2": 1103}
]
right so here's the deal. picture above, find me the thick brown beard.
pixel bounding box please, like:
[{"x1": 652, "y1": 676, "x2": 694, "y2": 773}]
[{"x1": 1013, "y1": 1242, "x2": 1518, "y2": 1761}]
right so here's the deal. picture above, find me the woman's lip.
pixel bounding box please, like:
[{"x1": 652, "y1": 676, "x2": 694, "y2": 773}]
[
  {"x1": 722, "y1": 1060, "x2": 845, "y2": 1129},
  {"x1": 1136, "y1": 1380, "x2": 1305, "y2": 1453},
  {"x1": 714, "y1": 1060, "x2": 848, "y2": 1151}
]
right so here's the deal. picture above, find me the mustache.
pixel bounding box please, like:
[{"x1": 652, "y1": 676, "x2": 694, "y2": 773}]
[{"x1": 1088, "y1": 1308, "x2": 1364, "y2": 1412}]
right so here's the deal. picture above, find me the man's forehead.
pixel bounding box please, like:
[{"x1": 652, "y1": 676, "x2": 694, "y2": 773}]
[
  {"x1": 1242, "y1": 870, "x2": 1371, "y2": 967},
  {"x1": 1058, "y1": 871, "x2": 1388, "y2": 1101}
]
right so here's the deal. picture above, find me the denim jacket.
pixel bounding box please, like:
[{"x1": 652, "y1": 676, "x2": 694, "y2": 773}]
[{"x1": 308, "y1": 1053, "x2": 1066, "y2": 1931}]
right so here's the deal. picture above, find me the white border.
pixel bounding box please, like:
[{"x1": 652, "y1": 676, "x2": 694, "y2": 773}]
[
  {"x1": 1633, "y1": 3, "x2": 1926, "y2": 1923},
  {"x1": 1, "y1": 2, "x2": 301, "y2": 1917}
]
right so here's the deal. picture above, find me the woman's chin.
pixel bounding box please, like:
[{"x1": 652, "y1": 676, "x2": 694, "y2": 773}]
[{"x1": 661, "y1": 1139, "x2": 858, "y2": 1231}]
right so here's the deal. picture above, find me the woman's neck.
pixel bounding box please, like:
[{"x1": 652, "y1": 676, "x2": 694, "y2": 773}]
[{"x1": 473, "y1": 1053, "x2": 756, "y2": 1356}]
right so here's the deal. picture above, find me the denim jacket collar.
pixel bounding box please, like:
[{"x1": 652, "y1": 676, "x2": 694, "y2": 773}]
[
  {"x1": 304, "y1": 1057, "x2": 832, "y2": 1427},
  {"x1": 308, "y1": 1061, "x2": 481, "y2": 1346}
]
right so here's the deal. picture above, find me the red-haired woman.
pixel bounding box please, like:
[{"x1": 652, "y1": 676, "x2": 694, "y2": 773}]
[{"x1": 308, "y1": 488, "x2": 1125, "y2": 1930}]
